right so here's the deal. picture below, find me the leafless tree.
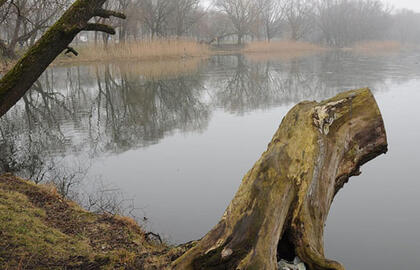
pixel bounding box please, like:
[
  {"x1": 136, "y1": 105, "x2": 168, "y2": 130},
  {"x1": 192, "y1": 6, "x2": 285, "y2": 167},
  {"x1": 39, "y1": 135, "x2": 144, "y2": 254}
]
[
  {"x1": 0, "y1": 0, "x2": 71, "y2": 58},
  {"x1": 390, "y1": 9, "x2": 420, "y2": 44},
  {"x1": 137, "y1": 0, "x2": 173, "y2": 38},
  {"x1": 258, "y1": 0, "x2": 284, "y2": 41},
  {"x1": 314, "y1": 0, "x2": 392, "y2": 47},
  {"x1": 194, "y1": 10, "x2": 235, "y2": 44},
  {"x1": 280, "y1": 0, "x2": 313, "y2": 40},
  {"x1": 214, "y1": 0, "x2": 260, "y2": 45},
  {"x1": 169, "y1": 0, "x2": 200, "y2": 37}
]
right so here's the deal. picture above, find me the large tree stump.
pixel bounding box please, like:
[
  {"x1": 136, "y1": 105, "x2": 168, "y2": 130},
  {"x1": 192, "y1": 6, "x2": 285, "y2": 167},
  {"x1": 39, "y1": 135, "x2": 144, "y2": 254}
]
[{"x1": 173, "y1": 88, "x2": 387, "y2": 270}]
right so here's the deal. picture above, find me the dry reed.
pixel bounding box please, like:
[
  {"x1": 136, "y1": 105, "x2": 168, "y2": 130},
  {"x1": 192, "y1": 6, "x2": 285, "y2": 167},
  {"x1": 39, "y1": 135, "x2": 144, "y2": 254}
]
[
  {"x1": 243, "y1": 40, "x2": 324, "y2": 53},
  {"x1": 243, "y1": 40, "x2": 325, "y2": 62},
  {"x1": 88, "y1": 57, "x2": 206, "y2": 79},
  {"x1": 352, "y1": 41, "x2": 402, "y2": 53},
  {"x1": 57, "y1": 38, "x2": 209, "y2": 64}
]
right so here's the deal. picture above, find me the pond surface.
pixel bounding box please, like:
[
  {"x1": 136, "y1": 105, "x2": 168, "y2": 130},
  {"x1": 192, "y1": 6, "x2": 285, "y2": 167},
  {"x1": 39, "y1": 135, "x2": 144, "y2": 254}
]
[{"x1": 1, "y1": 51, "x2": 420, "y2": 269}]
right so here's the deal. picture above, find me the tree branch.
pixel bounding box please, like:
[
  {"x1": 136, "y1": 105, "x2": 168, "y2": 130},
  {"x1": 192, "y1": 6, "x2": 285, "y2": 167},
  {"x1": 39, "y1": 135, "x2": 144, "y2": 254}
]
[
  {"x1": 64, "y1": 47, "x2": 78, "y2": 56},
  {"x1": 0, "y1": 0, "x2": 126, "y2": 117},
  {"x1": 94, "y1": 8, "x2": 126, "y2": 19},
  {"x1": 84, "y1": 23, "x2": 116, "y2": 35}
]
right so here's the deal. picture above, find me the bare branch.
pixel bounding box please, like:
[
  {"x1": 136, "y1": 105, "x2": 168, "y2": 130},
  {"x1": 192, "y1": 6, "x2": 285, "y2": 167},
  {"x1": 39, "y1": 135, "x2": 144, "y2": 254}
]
[
  {"x1": 94, "y1": 8, "x2": 126, "y2": 19},
  {"x1": 64, "y1": 46, "x2": 78, "y2": 56},
  {"x1": 83, "y1": 23, "x2": 116, "y2": 35},
  {"x1": 145, "y1": 232, "x2": 163, "y2": 244},
  {"x1": 0, "y1": 0, "x2": 126, "y2": 117}
]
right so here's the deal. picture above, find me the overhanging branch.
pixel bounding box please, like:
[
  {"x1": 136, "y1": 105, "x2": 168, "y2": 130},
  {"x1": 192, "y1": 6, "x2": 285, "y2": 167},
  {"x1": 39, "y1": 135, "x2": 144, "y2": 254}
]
[
  {"x1": 64, "y1": 47, "x2": 78, "y2": 56},
  {"x1": 94, "y1": 8, "x2": 126, "y2": 19},
  {"x1": 0, "y1": 0, "x2": 126, "y2": 117},
  {"x1": 84, "y1": 23, "x2": 116, "y2": 35}
]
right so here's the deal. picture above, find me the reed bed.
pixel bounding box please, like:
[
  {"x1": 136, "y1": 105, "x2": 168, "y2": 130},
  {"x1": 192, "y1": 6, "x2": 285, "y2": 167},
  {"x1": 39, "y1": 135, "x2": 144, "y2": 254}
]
[
  {"x1": 352, "y1": 41, "x2": 402, "y2": 53},
  {"x1": 88, "y1": 57, "x2": 206, "y2": 80},
  {"x1": 58, "y1": 39, "x2": 210, "y2": 64},
  {"x1": 243, "y1": 40, "x2": 325, "y2": 62},
  {"x1": 243, "y1": 40, "x2": 324, "y2": 54}
]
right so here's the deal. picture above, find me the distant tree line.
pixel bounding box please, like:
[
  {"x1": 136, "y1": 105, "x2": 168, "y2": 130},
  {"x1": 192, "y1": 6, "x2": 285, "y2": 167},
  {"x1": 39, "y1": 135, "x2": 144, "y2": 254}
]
[{"x1": 1, "y1": 0, "x2": 420, "y2": 57}]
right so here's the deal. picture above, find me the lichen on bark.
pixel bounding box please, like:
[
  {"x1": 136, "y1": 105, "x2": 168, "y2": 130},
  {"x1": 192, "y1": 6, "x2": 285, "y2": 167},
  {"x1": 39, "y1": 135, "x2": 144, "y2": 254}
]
[
  {"x1": 172, "y1": 88, "x2": 388, "y2": 270},
  {"x1": 0, "y1": 0, "x2": 125, "y2": 118}
]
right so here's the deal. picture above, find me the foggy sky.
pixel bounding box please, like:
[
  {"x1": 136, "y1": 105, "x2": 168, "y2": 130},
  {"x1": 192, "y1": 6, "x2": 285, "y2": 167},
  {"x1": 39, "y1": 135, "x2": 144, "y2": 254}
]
[
  {"x1": 201, "y1": 0, "x2": 420, "y2": 13},
  {"x1": 387, "y1": 0, "x2": 420, "y2": 12}
]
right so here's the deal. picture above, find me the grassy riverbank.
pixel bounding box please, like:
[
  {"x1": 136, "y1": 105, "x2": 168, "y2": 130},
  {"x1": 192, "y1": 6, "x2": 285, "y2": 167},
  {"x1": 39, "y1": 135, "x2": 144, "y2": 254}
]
[
  {"x1": 0, "y1": 39, "x2": 410, "y2": 76},
  {"x1": 351, "y1": 40, "x2": 402, "y2": 53},
  {"x1": 243, "y1": 40, "x2": 325, "y2": 54},
  {"x1": 0, "y1": 174, "x2": 192, "y2": 269},
  {"x1": 87, "y1": 57, "x2": 207, "y2": 79},
  {"x1": 56, "y1": 40, "x2": 325, "y2": 66},
  {"x1": 56, "y1": 39, "x2": 210, "y2": 65},
  {"x1": 242, "y1": 40, "x2": 326, "y2": 61}
]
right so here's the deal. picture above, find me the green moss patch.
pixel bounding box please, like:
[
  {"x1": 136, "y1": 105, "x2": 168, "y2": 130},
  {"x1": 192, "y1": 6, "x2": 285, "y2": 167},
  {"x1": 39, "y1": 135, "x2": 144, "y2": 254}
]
[{"x1": 0, "y1": 173, "x2": 184, "y2": 269}]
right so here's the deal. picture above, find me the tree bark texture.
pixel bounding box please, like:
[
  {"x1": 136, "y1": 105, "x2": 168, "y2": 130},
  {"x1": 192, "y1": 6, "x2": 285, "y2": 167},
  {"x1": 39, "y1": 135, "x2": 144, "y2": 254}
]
[
  {"x1": 173, "y1": 88, "x2": 388, "y2": 270},
  {"x1": 0, "y1": 0, "x2": 125, "y2": 118}
]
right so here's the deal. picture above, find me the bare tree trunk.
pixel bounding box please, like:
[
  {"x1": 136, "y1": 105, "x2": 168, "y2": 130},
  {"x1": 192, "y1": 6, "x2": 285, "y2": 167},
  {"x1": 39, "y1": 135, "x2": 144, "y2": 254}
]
[
  {"x1": 0, "y1": 39, "x2": 16, "y2": 59},
  {"x1": 173, "y1": 88, "x2": 387, "y2": 270},
  {"x1": 266, "y1": 23, "x2": 272, "y2": 42},
  {"x1": 238, "y1": 34, "x2": 243, "y2": 45},
  {"x1": 8, "y1": 14, "x2": 23, "y2": 53},
  {"x1": 0, "y1": 0, "x2": 125, "y2": 117}
]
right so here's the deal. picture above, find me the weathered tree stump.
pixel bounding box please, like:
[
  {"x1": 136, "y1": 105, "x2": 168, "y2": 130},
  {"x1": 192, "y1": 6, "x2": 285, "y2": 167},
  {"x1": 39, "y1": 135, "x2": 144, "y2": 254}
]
[{"x1": 173, "y1": 88, "x2": 387, "y2": 270}]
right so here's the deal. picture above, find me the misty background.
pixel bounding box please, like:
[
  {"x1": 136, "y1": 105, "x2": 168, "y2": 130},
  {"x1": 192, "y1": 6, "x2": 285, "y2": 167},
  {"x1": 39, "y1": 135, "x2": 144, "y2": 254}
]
[{"x1": 2, "y1": 0, "x2": 420, "y2": 54}]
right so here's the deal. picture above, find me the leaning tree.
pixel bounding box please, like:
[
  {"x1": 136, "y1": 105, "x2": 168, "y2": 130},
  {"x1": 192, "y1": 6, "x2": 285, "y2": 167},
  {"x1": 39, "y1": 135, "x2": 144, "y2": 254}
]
[{"x1": 0, "y1": 0, "x2": 125, "y2": 117}]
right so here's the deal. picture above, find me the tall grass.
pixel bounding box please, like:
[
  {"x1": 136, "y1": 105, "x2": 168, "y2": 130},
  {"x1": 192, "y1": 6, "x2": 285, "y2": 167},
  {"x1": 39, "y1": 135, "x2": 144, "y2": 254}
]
[
  {"x1": 58, "y1": 38, "x2": 210, "y2": 64},
  {"x1": 353, "y1": 41, "x2": 402, "y2": 53},
  {"x1": 243, "y1": 40, "x2": 324, "y2": 53},
  {"x1": 242, "y1": 40, "x2": 325, "y2": 61},
  {"x1": 89, "y1": 57, "x2": 206, "y2": 79}
]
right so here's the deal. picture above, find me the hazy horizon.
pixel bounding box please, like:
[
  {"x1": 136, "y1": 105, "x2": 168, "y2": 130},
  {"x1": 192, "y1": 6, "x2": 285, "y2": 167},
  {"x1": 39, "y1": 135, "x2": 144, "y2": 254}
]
[
  {"x1": 387, "y1": 0, "x2": 420, "y2": 12},
  {"x1": 201, "y1": 0, "x2": 420, "y2": 13}
]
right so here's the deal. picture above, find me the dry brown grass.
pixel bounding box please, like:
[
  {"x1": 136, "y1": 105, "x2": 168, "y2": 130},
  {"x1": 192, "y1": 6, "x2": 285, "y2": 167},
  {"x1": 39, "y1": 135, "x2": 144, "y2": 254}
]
[
  {"x1": 87, "y1": 56, "x2": 206, "y2": 80},
  {"x1": 352, "y1": 41, "x2": 402, "y2": 53},
  {"x1": 242, "y1": 40, "x2": 326, "y2": 62},
  {"x1": 245, "y1": 50, "x2": 321, "y2": 62},
  {"x1": 243, "y1": 40, "x2": 324, "y2": 53},
  {"x1": 0, "y1": 173, "x2": 176, "y2": 269},
  {"x1": 110, "y1": 57, "x2": 206, "y2": 79},
  {"x1": 57, "y1": 38, "x2": 210, "y2": 64}
]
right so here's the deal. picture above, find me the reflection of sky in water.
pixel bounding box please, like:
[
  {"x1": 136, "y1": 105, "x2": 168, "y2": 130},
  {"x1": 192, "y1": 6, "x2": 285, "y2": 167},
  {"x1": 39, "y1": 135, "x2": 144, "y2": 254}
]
[
  {"x1": 1, "y1": 51, "x2": 420, "y2": 269},
  {"x1": 326, "y1": 82, "x2": 420, "y2": 270}
]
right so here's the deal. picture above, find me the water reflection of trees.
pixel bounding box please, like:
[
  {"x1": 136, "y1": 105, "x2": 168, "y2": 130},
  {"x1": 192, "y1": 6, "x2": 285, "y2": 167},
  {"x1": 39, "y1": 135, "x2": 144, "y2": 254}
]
[
  {"x1": 210, "y1": 52, "x2": 420, "y2": 114},
  {"x1": 209, "y1": 55, "x2": 326, "y2": 114},
  {"x1": 0, "y1": 64, "x2": 210, "y2": 183},
  {"x1": 2, "y1": 51, "x2": 420, "y2": 184},
  {"x1": 91, "y1": 65, "x2": 210, "y2": 153}
]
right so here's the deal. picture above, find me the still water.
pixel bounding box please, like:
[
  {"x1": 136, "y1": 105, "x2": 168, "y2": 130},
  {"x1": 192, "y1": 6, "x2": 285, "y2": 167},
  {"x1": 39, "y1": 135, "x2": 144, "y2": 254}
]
[{"x1": 1, "y1": 51, "x2": 420, "y2": 269}]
